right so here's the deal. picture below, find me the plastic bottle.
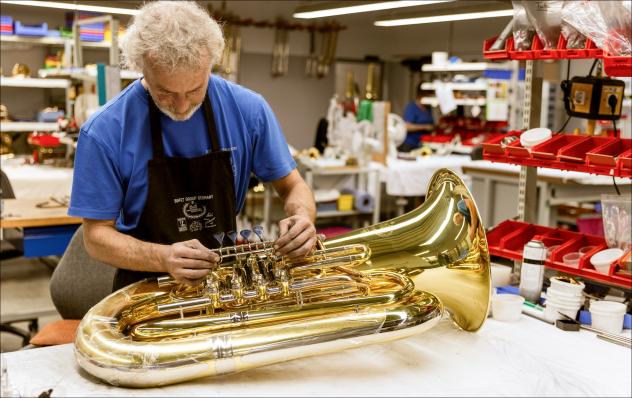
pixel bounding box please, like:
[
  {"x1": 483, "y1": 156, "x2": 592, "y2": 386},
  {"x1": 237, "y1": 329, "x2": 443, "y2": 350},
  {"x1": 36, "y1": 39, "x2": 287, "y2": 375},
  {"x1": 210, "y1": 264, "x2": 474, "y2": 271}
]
[{"x1": 519, "y1": 239, "x2": 547, "y2": 303}]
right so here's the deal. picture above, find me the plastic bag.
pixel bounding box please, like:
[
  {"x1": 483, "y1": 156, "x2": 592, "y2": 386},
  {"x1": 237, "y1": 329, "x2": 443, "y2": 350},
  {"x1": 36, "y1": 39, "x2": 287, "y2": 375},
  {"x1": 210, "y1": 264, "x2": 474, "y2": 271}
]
[
  {"x1": 601, "y1": 194, "x2": 631, "y2": 250},
  {"x1": 560, "y1": 1, "x2": 586, "y2": 49},
  {"x1": 522, "y1": 0, "x2": 563, "y2": 50},
  {"x1": 511, "y1": 1, "x2": 535, "y2": 50},
  {"x1": 561, "y1": 0, "x2": 631, "y2": 56}
]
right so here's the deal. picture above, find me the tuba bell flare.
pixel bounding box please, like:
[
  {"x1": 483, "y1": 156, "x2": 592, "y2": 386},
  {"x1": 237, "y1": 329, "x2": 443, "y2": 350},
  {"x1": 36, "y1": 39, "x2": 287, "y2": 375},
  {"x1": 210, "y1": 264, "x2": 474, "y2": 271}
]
[{"x1": 74, "y1": 168, "x2": 491, "y2": 387}]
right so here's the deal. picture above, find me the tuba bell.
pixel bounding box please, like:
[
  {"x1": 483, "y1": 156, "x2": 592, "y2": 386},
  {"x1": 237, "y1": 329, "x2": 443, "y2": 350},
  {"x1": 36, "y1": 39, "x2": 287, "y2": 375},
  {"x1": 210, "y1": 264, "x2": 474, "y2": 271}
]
[{"x1": 75, "y1": 168, "x2": 491, "y2": 387}]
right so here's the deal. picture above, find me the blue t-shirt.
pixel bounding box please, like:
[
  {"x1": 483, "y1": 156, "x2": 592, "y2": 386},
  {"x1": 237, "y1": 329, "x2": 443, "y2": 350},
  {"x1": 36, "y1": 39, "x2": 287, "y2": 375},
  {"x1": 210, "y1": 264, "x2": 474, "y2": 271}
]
[
  {"x1": 69, "y1": 76, "x2": 296, "y2": 233},
  {"x1": 402, "y1": 101, "x2": 434, "y2": 147}
]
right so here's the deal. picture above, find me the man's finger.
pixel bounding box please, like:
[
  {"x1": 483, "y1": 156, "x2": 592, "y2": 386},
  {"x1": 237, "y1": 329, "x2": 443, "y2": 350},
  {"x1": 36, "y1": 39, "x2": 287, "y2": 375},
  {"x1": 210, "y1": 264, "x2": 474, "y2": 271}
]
[
  {"x1": 177, "y1": 245, "x2": 219, "y2": 262},
  {"x1": 277, "y1": 228, "x2": 313, "y2": 255},
  {"x1": 285, "y1": 236, "x2": 317, "y2": 259},
  {"x1": 278, "y1": 218, "x2": 292, "y2": 238},
  {"x1": 275, "y1": 219, "x2": 308, "y2": 249},
  {"x1": 178, "y1": 258, "x2": 215, "y2": 270}
]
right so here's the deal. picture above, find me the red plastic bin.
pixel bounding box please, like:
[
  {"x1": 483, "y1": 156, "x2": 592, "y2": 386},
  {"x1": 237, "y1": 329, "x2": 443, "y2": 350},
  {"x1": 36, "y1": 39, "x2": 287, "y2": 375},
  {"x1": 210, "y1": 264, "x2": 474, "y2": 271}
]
[
  {"x1": 506, "y1": 139, "x2": 531, "y2": 159},
  {"x1": 557, "y1": 136, "x2": 613, "y2": 163},
  {"x1": 508, "y1": 35, "x2": 535, "y2": 60},
  {"x1": 483, "y1": 35, "x2": 511, "y2": 60},
  {"x1": 587, "y1": 139, "x2": 632, "y2": 167},
  {"x1": 486, "y1": 219, "x2": 529, "y2": 253},
  {"x1": 556, "y1": 35, "x2": 589, "y2": 59},
  {"x1": 500, "y1": 224, "x2": 552, "y2": 259},
  {"x1": 532, "y1": 35, "x2": 559, "y2": 59},
  {"x1": 548, "y1": 234, "x2": 607, "y2": 271},
  {"x1": 531, "y1": 135, "x2": 584, "y2": 160},
  {"x1": 604, "y1": 54, "x2": 632, "y2": 77},
  {"x1": 618, "y1": 149, "x2": 632, "y2": 169},
  {"x1": 482, "y1": 132, "x2": 521, "y2": 155}
]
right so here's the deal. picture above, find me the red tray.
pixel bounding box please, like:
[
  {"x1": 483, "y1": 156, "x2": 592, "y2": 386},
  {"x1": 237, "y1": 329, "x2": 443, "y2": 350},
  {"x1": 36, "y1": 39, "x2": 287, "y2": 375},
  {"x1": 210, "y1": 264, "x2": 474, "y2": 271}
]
[
  {"x1": 500, "y1": 224, "x2": 552, "y2": 258},
  {"x1": 557, "y1": 136, "x2": 613, "y2": 163},
  {"x1": 618, "y1": 149, "x2": 632, "y2": 170},
  {"x1": 506, "y1": 139, "x2": 531, "y2": 159},
  {"x1": 483, "y1": 35, "x2": 511, "y2": 60},
  {"x1": 508, "y1": 35, "x2": 535, "y2": 60},
  {"x1": 587, "y1": 139, "x2": 632, "y2": 167},
  {"x1": 557, "y1": 35, "x2": 589, "y2": 59},
  {"x1": 604, "y1": 54, "x2": 632, "y2": 77},
  {"x1": 548, "y1": 234, "x2": 607, "y2": 270},
  {"x1": 482, "y1": 131, "x2": 522, "y2": 156},
  {"x1": 487, "y1": 220, "x2": 630, "y2": 288},
  {"x1": 532, "y1": 35, "x2": 559, "y2": 59},
  {"x1": 531, "y1": 135, "x2": 584, "y2": 160}
]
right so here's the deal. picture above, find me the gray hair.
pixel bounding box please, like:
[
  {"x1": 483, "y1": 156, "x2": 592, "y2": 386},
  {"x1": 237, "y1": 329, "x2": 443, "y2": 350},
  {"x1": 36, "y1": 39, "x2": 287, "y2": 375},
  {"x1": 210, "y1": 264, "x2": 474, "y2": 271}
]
[{"x1": 120, "y1": 1, "x2": 224, "y2": 73}]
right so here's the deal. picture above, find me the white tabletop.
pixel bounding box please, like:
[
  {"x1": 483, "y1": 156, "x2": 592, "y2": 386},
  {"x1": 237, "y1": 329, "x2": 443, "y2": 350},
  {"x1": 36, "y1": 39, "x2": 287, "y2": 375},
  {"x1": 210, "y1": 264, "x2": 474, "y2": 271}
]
[
  {"x1": 1, "y1": 161, "x2": 73, "y2": 199},
  {"x1": 378, "y1": 155, "x2": 472, "y2": 196},
  {"x1": 2, "y1": 315, "x2": 630, "y2": 397}
]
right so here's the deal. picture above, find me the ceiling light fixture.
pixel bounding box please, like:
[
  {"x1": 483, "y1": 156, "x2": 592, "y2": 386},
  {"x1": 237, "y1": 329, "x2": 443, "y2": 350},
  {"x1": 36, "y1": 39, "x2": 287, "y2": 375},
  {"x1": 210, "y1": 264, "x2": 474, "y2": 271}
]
[
  {"x1": 1, "y1": 0, "x2": 140, "y2": 16},
  {"x1": 374, "y1": 9, "x2": 513, "y2": 26},
  {"x1": 293, "y1": 1, "x2": 454, "y2": 19}
]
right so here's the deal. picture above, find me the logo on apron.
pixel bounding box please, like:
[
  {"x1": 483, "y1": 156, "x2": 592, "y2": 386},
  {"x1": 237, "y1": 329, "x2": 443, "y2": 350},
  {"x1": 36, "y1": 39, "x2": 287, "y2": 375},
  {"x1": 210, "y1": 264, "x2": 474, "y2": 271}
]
[{"x1": 173, "y1": 194, "x2": 216, "y2": 233}]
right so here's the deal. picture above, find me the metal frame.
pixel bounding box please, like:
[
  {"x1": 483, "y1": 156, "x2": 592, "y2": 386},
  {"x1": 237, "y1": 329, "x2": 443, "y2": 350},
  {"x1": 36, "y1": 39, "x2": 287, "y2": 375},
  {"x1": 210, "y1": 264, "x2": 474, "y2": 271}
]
[{"x1": 517, "y1": 60, "x2": 542, "y2": 223}]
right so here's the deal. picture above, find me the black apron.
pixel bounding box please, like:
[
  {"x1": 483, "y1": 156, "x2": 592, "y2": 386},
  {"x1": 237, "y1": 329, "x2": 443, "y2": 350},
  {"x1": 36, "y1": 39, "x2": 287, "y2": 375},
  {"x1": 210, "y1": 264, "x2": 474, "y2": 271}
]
[{"x1": 112, "y1": 89, "x2": 237, "y2": 290}]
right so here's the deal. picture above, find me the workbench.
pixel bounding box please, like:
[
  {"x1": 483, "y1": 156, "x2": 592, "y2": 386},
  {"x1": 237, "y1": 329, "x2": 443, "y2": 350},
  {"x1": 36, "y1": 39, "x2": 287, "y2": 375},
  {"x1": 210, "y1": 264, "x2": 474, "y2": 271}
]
[
  {"x1": 1, "y1": 315, "x2": 630, "y2": 397},
  {"x1": 1, "y1": 198, "x2": 81, "y2": 257}
]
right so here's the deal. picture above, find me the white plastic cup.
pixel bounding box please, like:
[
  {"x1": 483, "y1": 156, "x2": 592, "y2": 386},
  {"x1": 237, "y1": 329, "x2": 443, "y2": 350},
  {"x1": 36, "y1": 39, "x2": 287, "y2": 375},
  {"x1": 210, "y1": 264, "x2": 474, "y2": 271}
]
[
  {"x1": 545, "y1": 293, "x2": 583, "y2": 307},
  {"x1": 590, "y1": 301, "x2": 627, "y2": 334},
  {"x1": 432, "y1": 51, "x2": 448, "y2": 65},
  {"x1": 544, "y1": 301, "x2": 581, "y2": 322},
  {"x1": 491, "y1": 294, "x2": 524, "y2": 322},
  {"x1": 549, "y1": 276, "x2": 585, "y2": 295},
  {"x1": 491, "y1": 264, "x2": 512, "y2": 288}
]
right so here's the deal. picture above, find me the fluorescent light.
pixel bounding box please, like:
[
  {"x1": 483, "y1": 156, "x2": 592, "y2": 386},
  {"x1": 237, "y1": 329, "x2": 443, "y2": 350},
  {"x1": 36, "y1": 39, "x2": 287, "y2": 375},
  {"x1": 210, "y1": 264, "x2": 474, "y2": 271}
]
[
  {"x1": 375, "y1": 9, "x2": 513, "y2": 26},
  {"x1": 1, "y1": 0, "x2": 139, "y2": 16},
  {"x1": 293, "y1": 1, "x2": 453, "y2": 19}
]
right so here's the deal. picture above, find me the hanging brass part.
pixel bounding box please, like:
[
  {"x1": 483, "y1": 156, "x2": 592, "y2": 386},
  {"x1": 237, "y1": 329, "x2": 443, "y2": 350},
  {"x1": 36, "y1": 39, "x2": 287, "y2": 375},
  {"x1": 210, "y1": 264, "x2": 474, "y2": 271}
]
[{"x1": 75, "y1": 168, "x2": 490, "y2": 388}]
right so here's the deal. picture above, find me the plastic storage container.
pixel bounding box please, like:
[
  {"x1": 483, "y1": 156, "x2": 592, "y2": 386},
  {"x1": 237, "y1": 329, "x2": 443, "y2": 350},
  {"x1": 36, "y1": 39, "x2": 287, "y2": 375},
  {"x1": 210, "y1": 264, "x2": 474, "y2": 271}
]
[{"x1": 14, "y1": 21, "x2": 48, "y2": 37}]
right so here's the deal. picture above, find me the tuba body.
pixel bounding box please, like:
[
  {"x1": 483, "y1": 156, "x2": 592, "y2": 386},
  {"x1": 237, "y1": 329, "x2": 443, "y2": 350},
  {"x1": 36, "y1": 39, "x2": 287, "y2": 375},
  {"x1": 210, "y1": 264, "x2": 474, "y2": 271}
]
[{"x1": 75, "y1": 168, "x2": 491, "y2": 387}]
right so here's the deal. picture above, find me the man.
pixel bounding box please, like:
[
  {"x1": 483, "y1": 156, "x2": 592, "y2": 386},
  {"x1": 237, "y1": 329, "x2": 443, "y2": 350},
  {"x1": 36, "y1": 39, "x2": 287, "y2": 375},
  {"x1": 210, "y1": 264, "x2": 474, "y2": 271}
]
[
  {"x1": 397, "y1": 85, "x2": 435, "y2": 153},
  {"x1": 68, "y1": 1, "x2": 316, "y2": 289}
]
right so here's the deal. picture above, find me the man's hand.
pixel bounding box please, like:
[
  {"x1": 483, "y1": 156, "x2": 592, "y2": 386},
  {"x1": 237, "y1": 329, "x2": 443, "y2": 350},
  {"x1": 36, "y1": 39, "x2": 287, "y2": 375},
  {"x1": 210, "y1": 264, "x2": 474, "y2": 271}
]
[
  {"x1": 159, "y1": 239, "x2": 219, "y2": 285},
  {"x1": 274, "y1": 215, "x2": 317, "y2": 259}
]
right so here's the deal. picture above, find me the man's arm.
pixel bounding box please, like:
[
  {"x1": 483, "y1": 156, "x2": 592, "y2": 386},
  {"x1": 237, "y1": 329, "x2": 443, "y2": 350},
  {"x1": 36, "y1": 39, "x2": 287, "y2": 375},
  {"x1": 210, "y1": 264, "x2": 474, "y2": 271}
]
[
  {"x1": 83, "y1": 219, "x2": 219, "y2": 285},
  {"x1": 271, "y1": 169, "x2": 317, "y2": 258},
  {"x1": 405, "y1": 122, "x2": 434, "y2": 132}
]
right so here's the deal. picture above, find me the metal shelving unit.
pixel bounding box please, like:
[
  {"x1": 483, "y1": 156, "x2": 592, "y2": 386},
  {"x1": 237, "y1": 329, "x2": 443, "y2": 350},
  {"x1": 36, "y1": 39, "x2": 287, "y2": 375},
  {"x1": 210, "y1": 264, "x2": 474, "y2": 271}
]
[{"x1": 421, "y1": 62, "x2": 512, "y2": 72}]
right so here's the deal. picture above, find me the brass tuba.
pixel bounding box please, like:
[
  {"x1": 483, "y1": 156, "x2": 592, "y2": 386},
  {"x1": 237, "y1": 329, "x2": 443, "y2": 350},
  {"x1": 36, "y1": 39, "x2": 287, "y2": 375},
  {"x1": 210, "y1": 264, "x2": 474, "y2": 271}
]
[{"x1": 75, "y1": 169, "x2": 491, "y2": 387}]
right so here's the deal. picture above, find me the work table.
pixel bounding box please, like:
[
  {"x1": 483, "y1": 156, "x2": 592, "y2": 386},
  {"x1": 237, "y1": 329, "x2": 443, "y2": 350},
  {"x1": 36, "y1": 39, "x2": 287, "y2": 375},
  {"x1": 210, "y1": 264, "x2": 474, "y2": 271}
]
[{"x1": 2, "y1": 315, "x2": 630, "y2": 397}]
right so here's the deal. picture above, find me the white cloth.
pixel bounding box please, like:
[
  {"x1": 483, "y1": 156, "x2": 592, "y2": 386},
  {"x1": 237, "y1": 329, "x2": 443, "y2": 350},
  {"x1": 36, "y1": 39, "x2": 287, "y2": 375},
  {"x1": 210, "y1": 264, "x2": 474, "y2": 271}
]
[
  {"x1": 380, "y1": 155, "x2": 472, "y2": 196},
  {"x1": 2, "y1": 316, "x2": 630, "y2": 397},
  {"x1": 1, "y1": 162, "x2": 73, "y2": 199}
]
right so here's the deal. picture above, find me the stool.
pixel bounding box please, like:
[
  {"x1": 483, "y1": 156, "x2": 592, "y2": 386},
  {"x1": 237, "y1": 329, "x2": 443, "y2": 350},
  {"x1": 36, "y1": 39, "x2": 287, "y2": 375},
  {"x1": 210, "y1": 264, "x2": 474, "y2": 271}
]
[{"x1": 29, "y1": 319, "x2": 80, "y2": 346}]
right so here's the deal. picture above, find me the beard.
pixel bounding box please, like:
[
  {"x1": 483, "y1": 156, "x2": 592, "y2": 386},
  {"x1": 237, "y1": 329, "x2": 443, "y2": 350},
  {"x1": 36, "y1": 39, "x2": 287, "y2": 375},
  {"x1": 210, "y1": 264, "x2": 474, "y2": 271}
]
[{"x1": 150, "y1": 94, "x2": 203, "y2": 122}]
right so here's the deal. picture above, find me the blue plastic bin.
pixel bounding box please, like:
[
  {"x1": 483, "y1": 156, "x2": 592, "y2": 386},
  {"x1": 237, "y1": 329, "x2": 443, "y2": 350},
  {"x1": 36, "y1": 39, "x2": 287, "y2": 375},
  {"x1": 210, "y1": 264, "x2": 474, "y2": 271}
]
[
  {"x1": 14, "y1": 21, "x2": 48, "y2": 37},
  {"x1": 1, "y1": 15, "x2": 13, "y2": 35}
]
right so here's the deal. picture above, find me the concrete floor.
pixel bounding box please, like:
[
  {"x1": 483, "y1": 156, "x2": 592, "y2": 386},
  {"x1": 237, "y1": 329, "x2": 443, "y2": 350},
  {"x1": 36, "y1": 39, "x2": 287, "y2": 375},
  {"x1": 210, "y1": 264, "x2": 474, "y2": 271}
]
[{"x1": 0, "y1": 256, "x2": 61, "y2": 352}]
